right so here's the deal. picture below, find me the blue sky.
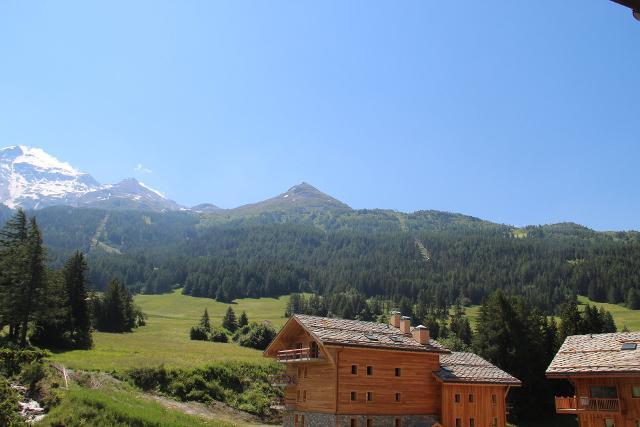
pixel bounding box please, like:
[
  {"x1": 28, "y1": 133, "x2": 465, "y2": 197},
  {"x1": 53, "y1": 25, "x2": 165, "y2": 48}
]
[{"x1": 0, "y1": 1, "x2": 638, "y2": 230}]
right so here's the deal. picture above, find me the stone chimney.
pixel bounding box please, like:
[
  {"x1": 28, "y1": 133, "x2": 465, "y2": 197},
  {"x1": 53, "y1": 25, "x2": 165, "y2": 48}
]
[
  {"x1": 390, "y1": 311, "x2": 401, "y2": 328},
  {"x1": 400, "y1": 316, "x2": 411, "y2": 334},
  {"x1": 412, "y1": 325, "x2": 430, "y2": 345}
]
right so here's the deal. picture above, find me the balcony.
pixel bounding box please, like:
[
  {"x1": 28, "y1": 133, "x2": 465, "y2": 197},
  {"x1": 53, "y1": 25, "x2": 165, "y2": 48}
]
[
  {"x1": 276, "y1": 347, "x2": 322, "y2": 363},
  {"x1": 270, "y1": 374, "x2": 297, "y2": 387},
  {"x1": 555, "y1": 396, "x2": 621, "y2": 414},
  {"x1": 270, "y1": 397, "x2": 296, "y2": 411}
]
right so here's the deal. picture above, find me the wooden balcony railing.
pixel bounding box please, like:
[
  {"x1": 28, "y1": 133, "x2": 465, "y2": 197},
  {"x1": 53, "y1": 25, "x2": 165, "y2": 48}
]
[
  {"x1": 276, "y1": 347, "x2": 320, "y2": 362},
  {"x1": 555, "y1": 396, "x2": 621, "y2": 414},
  {"x1": 270, "y1": 374, "x2": 297, "y2": 386},
  {"x1": 270, "y1": 397, "x2": 296, "y2": 410}
]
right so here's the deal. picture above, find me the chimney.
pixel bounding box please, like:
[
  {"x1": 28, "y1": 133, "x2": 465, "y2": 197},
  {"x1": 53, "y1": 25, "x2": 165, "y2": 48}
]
[
  {"x1": 390, "y1": 311, "x2": 401, "y2": 328},
  {"x1": 400, "y1": 316, "x2": 411, "y2": 334},
  {"x1": 412, "y1": 325, "x2": 430, "y2": 345}
]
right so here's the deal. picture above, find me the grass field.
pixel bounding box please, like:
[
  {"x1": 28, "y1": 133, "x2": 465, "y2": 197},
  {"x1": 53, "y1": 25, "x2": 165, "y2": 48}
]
[
  {"x1": 42, "y1": 386, "x2": 232, "y2": 427},
  {"x1": 49, "y1": 290, "x2": 289, "y2": 371},
  {"x1": 578, "y1": 295, "x2": 640, "y2": 331}
]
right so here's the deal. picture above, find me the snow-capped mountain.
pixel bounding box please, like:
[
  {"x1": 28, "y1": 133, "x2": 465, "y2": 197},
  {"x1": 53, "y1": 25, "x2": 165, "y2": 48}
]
[{"x1": 0, "y1": 146, "x2": 181, "y2": 212}]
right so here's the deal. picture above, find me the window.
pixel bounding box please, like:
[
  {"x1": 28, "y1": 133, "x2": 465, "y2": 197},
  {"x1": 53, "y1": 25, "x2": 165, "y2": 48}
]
[
  {"x1": 300, "y1": 415, "x2": 305, "y2": 427},
  {"x1": 303, "y1": 390, "x2": 307, "y2": 402},
  {"x1": 297, "y1": 390, "x2": 300, "y2": 402},
  {"x1": 367, "y1": 392, "x2": 373, "y2": 402},
  {"x1": 492, "y1": 394, "x2": 497, "y2": 405},
  {"x1": 591, "y1": 386, "x2": 618, "y2": 398},
  {"x1": 366, "y1": 419, "x2": 373, "y2": 427},
  {"x1": 395, "y1": 419, "x2": 401, "y2": 427},
  {"x1": 469, "y1": 393, "x2": 475, "y2": 403},
  {"x1": 395, "y1": 367, "x2": 401, "y2": 377},
  {"x1": 455, "y1": 393, "x2": 461, "y2": 403},
  {"x1": 367, "y1": 366, "x2": 373, "y2": 376},
  {"x1": 350, "y1": 391, "x2": 357, "y2": 402},
  {"x1": 455, "y1": 419, "x2": 461, "y2": 427},
  {"x1": 605, "y1": 419, "x2": 615, "y2": 427},
  {"x1": 351, "y1": 365, "x2": 358, "y2": 375},
  {"x1": 350, "y1": 419, "x2": 357, "y2": 427},
  {"x1": 492, "y1": 418, "x2": 498, "y2": 427},
  {"x1": 303, "y1": 367, "x2": 308, "y2": 378},
  {"x1": 469, "y1": 418, "x2": 475, "y2": 427},
  {"x1": 294, "y1": 414, "x2": 299, "y2": 426},
  {"x1": 633, "y1": 385, "x2": 640, "y2": 398},
  {"x1": 395, "y1": 392, "x2": 401, "y2": 402},
  {"x1": 298, "y1": 367, "x2": 303, "y2": 378}
]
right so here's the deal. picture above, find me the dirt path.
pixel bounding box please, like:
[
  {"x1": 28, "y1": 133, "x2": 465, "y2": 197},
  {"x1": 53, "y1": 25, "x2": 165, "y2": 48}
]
[{"x1": 141, "y1": 393, "x2": 276, "y2": 427}]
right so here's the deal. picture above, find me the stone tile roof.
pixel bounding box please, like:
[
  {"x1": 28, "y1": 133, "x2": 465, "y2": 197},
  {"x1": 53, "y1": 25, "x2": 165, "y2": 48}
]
[
  {"x1": 546, "y1": 332, "x2": 640, "y2": 376},
  {"x1": 434, "y1": 352, "x2": 521, "y2": 385},
  {"x1": 293, "y1": 314, "x2": 449, "y2": 353}
]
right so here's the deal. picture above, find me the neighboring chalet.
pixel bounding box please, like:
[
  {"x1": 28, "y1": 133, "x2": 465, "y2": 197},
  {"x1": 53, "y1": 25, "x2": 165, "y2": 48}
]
[
  {"x1": 264, "y1": 312, "x2": 520, "y2": 427},
  {"x1": 546, "y1": 332, "x2": 640, "y2": 427}
]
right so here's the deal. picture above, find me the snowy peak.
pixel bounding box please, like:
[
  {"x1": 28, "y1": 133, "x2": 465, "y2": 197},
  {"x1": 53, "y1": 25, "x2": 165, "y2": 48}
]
[
  {"x1": 0, "y1": 145, "x2": 101, "y2": 209},
  {"x1": 0, "y1": 146, "x2": 181, "y2": 212}
]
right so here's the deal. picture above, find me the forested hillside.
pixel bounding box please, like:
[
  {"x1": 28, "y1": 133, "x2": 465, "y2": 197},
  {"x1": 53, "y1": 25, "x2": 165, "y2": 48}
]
[{"x1": 3, "y1": 204, "x2": 640, "y2": 315}]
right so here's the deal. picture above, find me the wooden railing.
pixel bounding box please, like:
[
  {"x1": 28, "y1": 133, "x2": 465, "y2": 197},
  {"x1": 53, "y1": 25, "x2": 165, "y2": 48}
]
[
  {"x1": 270, "y1": 397, "x2": 296, "y2": 410},
  {"x1": 555, "y1": 396, "x2": 621, "y2": 413},
  {"x1": 276, "y1": 347, "x2": 319, "y2": 362},
  {"x1": 270, "y1": 374, "x2": 297, "y2": 386}
]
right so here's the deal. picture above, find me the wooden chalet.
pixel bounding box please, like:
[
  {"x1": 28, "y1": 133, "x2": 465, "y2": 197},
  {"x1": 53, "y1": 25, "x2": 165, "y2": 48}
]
[
  {"x1": 546, "y1": 332, "x2": 640, "y2": 427},
  {"x1": 264, "y1": 312, "x2": 520, "y2": 427}
]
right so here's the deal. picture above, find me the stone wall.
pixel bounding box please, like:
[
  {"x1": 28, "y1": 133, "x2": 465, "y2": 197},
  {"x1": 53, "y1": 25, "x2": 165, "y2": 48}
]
[{"x1": 283, "y1": 411, "x2": 440, "y2": 427}]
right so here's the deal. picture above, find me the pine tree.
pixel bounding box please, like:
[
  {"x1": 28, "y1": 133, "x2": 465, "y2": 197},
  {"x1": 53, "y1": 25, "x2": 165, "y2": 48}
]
[
  {"x1": 18, "y1": 218, "x2": 46, "y2": 347},
  {"x1": 64, "y1": 251, "x2": 92, "y2": 348},
  {"x1": 222, "y1": 306, "x2": 238, "y2": 332},
  {"x1": 200, "y1": 308, "x2": 212, "y2": 332},
  {"x1": 238, "y1": 310, "x2": 248, "y2": 327},
  {"x1": 0, "y1": 210, "x2": 28, "y2": 340}
]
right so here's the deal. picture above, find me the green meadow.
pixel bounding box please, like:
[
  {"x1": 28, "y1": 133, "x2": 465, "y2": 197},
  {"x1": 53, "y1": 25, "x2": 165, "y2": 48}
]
[
  {"x1": 50, "y1": 290, "x2": 290, "y2": 372},
  {"x1": 578, "y1": 295, "x2": 640, "y2": 331}
]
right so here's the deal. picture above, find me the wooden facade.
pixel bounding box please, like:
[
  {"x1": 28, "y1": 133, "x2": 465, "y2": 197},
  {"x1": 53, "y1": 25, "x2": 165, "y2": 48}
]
[
  {"x1": 265, "y1": 315, "x2": 520, "y2": 427},
  {"x1": 439, "y1": 384, "x2": 510, "y2": 427},
  {"x1": 554, "y1": 376, "x2": 640, "y2": 427},
  {"x1": 546, "y1": 332, "x2": 640, "y2": 427}
]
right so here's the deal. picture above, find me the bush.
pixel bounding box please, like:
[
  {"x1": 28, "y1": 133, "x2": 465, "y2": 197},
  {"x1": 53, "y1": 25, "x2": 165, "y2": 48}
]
[
  {"x1": 210, "y1": 328, "x2": 229, "y2": 343},
  {"x1": 125, "y1": 362, "x2": 282, "y2": 417},
  {"x1": 234, "y1": 323, "x2": 276, "y2": 350},
  {"x1": 20, "y1": 361, "x2": 45, "y2": 390},
  {"x1": 189, "y1": 326, "x2": 208, "y2": 341},
  {"x1": 0, "y1": 377, "x2": 21, "y2": 427}
]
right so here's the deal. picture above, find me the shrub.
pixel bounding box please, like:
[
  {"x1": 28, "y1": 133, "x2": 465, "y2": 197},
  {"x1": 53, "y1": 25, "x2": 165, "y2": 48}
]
[
  {"x1": 0, "y1": 377, "x2": 21, "y2": 426},
  {"x1": 189, "y1": 326, "x2": 208, "y2": 341},
  {"x1": 210, "y1": 328, "x2": 229, "y2": 343},
  {"x1": 234, "y1": 323, "x2": 276, "y2": 350},
  {"x1": 20, "y1": 361, "x2": 45, "y2": 390}
]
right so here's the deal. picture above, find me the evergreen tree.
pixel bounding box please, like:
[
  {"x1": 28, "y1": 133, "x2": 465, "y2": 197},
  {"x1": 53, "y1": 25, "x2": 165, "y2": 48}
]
[
  {"x1": 238, "y1": 310, "x2": 248, "y2": 327},
  {"x1": 559, "y1": 300, "x2": 582, "y2": 340},
  {"x1": 222, "y1": 306, "x2": 238, "y2": 332},
  {"x1": 0, "y1": 210, "x2": 28, "y2": 340},
  {"x1": 200, "y1": 308, "x2": 211, "y2": 332},
  {"x1": 18, "y1": 218, "x2": 46, "y2": 347},
  {"x1": 64, "y1": 251, "x2": 92, "y2": 348},
  {"x1": 95, "y1": 279, "x2": 137, "y2": 332}
]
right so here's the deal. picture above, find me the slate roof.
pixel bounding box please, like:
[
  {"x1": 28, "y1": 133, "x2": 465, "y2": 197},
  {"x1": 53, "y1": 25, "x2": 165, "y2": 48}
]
[
  {"x1": 546, "y1": 332, "x2": 640, "y2": 377},
  {"x1": 434, "y1": 352, "x2": 522, "y2": 385},
  {"x1": 292, "y1": 314, "x2": 449, "y2": 353}
]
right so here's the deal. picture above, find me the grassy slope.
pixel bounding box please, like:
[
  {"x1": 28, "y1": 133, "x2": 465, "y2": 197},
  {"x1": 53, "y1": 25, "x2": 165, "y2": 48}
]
[
  {"x1": 50, "y1": 290, "x2": 289, "y2": 371},
  {"x1": 577, "y1": 295, "x2": 640, "y2": 331},
  {"x1": 42, "y1": 386, "x2": 231, "y2": 427}
]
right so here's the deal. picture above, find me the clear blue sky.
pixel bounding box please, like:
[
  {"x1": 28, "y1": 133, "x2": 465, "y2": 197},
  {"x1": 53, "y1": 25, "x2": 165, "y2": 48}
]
[{"x1": 0, "y1": 1, "x2": 638, "y2": 230}]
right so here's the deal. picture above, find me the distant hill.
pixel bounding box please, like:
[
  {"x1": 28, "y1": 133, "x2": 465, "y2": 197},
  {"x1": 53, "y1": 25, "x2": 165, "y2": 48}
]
[{"x1": 230, "y1": 182, "x2": 351, "y2": 214}]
